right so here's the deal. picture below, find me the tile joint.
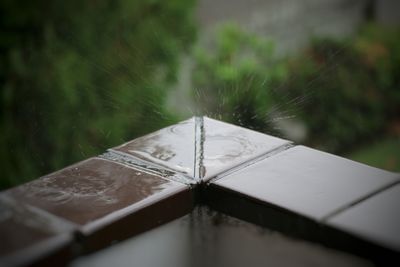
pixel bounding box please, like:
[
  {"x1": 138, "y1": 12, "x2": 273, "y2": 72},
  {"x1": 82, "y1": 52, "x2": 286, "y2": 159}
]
[
  {"x1": 194, "y1": 116, "x2": 205, "y2": 181},
  {"x1": 321, "y1": 180, "x2": 400, "y2": 222},
  {"x1": 99, "y1": 134, "x2": 294, "y2": 189},
  {"x1": 98, "y1": 150, "x2": 196, "y2": 186}
]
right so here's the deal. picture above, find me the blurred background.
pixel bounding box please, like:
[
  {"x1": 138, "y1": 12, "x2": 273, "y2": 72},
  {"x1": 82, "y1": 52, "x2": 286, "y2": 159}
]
[{"x1": 1, "y1": 0, "x2": 399, "y2": 190}]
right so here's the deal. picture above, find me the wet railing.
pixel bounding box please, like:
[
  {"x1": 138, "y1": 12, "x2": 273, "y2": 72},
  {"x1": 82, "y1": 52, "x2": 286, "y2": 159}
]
[{"x1": 1, "y1": 117, "x2": 399, "y2": 266}]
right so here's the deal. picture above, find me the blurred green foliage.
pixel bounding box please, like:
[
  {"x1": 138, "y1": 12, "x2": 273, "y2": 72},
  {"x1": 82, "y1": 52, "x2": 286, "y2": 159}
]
[
  {"x1": 349, "y1": 137, "x2": 400, "y2": 172},
  {"x1": 193, "y1": 23, "x2": 400, "y2": 156},
  {"x1": 279, "y1": 24, "x2": 400, "y2": 153},
  {"x1": 193, "y1": 24, "x2": 287, "y2": 133},
  {"x1": 0, "y1": 0, "x2": 196, "y2": 189}
]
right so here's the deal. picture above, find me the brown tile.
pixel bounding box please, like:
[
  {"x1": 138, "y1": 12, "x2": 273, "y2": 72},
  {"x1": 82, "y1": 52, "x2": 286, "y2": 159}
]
[
  {"x1": 7, "y1": 158, "x2": 186, "y2": 225},
  {"x1": 0, "y1": 196, "x2": 74, "y2": 267},
  {"x1": 6, "y1": 158, "x2": 194, "y2": 251}
]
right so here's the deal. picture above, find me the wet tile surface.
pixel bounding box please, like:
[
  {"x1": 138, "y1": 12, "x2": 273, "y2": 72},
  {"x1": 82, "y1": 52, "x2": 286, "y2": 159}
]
[
  {"x1": 112, "y1": 117, "x2": 290, "y2": 181},
  {"x1": 71, "y1": 206, "x2": 372, "y2": 267},
  {"x1": 327, "y1": 183, "x2": 400, "y2": 252},
  {"x1": 201, "y1": 117, "x2": 290, "y2": 180},
  {"x1": 212, "y1": 146, "x2": 399, "y2": 221},
  {"x1": 113, "y1": 117, "x2": 196, "y2": 177},
  {"x1": 6, "y1": 158, "x2": 188, "y2": 226},
  {"x1": 4, "y1": 117, "x2": 399, "y2": 266},
  {"x1": 0, "y1": 196, "x2": 74, "y2": 266}
]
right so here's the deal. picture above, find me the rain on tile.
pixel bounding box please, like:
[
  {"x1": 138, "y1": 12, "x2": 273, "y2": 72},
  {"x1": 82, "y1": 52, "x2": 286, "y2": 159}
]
[
  {"x1": 200, "y1": 117, "x2": 290, "y2": 180},
  {"x1": 5, "y1": 157, "x2": 193, "y2": 248},
  {"x1": 211, "y1": 145, "x2": 399, "y2": 221},
  {"x1": 113, "y1": 116, "x2": 291, "y2": 181},
  {"x1": 112, "y1": 117, "x2": 197, "y2": 177}
]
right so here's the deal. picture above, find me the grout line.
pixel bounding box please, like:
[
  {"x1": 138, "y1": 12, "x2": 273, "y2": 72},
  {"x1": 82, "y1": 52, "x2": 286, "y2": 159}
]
[
  {"x1": 321, "y1": 180, "x2": 400, "y2": 222},
  {"x1": 98, "y1": 150, "x2": 196, "y2": 185},
  {"x1": 207, "y1": 142, "x2": 294, "y2": 184},
  {"x1": 194, "y1": 116, "x2": 205, "y2": 181}
]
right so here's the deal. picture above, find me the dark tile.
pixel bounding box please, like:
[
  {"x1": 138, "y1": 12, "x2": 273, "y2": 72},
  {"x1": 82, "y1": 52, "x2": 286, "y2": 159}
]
[
  {"x1": 6, "y1": 158, "x2": 193, "y2": 251},
  {"x1": 327, "y1": 183, "x2": 400, "y2": 253},
  {"x1": 200, "y1": 117, "x2": 290, "y2": 180},
  {"x1": 7, "y1": 158, "x2": 186, "y2": 225},
  {"x1": 0, "y1": 196, "x2": 74, "y2": 267},
  {"x1": 211, "y1": 145, "x2": 399, "y2": 221},
  {"x1": 113, "y1": 117, "x2": 196, "y2": 178},
  {"x1": 71, "y1": 206, "x2": 372, "y2": 267}
]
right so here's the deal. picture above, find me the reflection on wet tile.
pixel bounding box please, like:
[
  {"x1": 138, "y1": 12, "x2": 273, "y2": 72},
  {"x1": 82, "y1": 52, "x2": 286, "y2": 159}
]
[
  {"x1": 112, "y1": 117, "x2": 290, "y2": 181},
  {"x1": 113, "y1": 117, "x2": 196, "y2": 177},
  {"x1": 0, "y1": 196, "x2": 74, "y2": 266},
  {"x1": 5, "y1": 117, "x2": 397, "y2": 266},
  {"x1": 71, "y1": 206, "x2": 372, "y2": 267},
  {"x1": 6, "y1": 158, "x2": 188, "y2": 225},
  {"x1": 327, "y1": 183, "x2": 400, "y2": 252},
  {"x1": 201, "y1": 117, "x2": 290, "y2": 180},
  {"x1": 213, "y1": 146, "x2": 399, "y2": 221}
]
